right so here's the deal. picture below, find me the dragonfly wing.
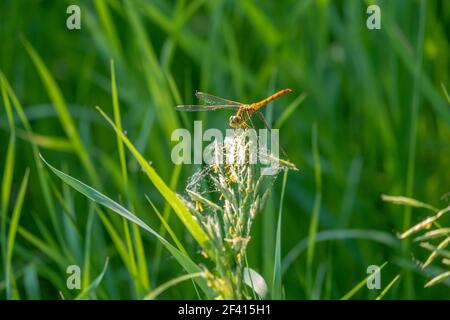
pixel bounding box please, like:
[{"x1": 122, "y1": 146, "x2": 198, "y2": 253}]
[
  {"x1": 195, "y1": 91, "x2": 241, "y2": 106},
  {"x1": 176, "y1": 104, "x2": 240, "y2": 111}
]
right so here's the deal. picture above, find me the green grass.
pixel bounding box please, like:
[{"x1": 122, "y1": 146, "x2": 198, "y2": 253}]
[
  {"x1": 272, "y1": 169, "x2": 288, "y2": 299},
  {"x1": 0, "y1": 0, "x2": 449, "y2": 299}
]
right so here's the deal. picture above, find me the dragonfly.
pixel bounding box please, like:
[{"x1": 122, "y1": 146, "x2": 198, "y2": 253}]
[
  {"x1": 176, "y1": 88, "x2": 298, "y2": 170},
  {"x1": 175, "y1": 88, "x2": 292, "y2": 129}
]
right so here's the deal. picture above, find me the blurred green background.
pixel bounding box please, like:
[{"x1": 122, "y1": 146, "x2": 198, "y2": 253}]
[{"x1": 1, "y1": 0, "x2": 449, "y2": 299}]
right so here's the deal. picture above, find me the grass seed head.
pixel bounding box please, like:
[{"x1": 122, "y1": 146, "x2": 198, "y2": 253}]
[{"x1": 181, "y1": 129, "x2": 294, "y2": 298}]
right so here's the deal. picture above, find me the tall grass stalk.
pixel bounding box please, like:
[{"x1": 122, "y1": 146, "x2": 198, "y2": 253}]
[{"x1": 403, "y1": 0, "x2": 426, "y2": 298}]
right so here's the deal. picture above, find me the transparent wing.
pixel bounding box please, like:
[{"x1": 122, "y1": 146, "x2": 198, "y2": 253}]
[
  {"x1": 195, "y1": 91, "x2": 241, "y2": 106},
  {"x1": 176, "y1": 104, "x2": 240, "y2": 111}
]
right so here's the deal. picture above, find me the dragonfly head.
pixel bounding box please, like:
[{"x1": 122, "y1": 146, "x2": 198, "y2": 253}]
[{"x1": 229, "y1": 115, "x2": 243, "y2": 128}]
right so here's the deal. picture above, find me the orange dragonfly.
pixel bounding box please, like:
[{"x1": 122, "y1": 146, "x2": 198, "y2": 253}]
[{"x1": 176, "y1": 88, "x2": 292, "y2": 129}]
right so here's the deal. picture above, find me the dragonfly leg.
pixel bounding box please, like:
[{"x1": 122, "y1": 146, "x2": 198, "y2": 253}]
[
  {"x1": 240, "y1": 109, "x2": 254, "y2": 129},
  {"x1": 255, "y1": 110, "x2": 289, "y2": 159}
]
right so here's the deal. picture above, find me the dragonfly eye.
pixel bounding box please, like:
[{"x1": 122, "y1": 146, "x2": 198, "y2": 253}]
[{"x1": 229, "y1": 115, "x2": 241, "y2": 128}]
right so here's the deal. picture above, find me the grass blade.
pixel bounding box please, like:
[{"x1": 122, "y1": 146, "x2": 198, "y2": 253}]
[
  {"x1": 376, "y1": 274, "x2": 400, "y2": 300},
  {"x1": 110, "y1": 59, "x2": 146, "y2": 295},
  {"x1": 110, "y1": 60, "x2": 128, "y2": 187},
  {"x1": 21, "y1": 37, "x2": 100, "y2": 186},
  {"x1": 402, "y1": 0, "x2": 426, "y2": 297},
  {"x1": 274, "y1": 93, "x2": 307, "y2": 129},
  {"x1": 146, "y1": 196, "x2": 187, "y2": 255},
  {"x1": 144, "y1": 272, "x2": 204, "y2": 300},
  {"x1": 0, "y1": 72, "x2": 64, "y2": 252},
  {"x1": 153, "y1": 164, "x2": 183, "y2": 280},
  {"x1": 282, "y1": 229, "x2": 398, "y2": 275},
  {"x1": 124, "y1": 1, "x2": 179, "y2": 138},
  {"x1": 93, "y1": 0, "x2": 123, "y2": 59},
  {"x1": 16, "y1": 131, "x2": 74, "y2": 152},
  {"x1": 1, "y1": 75, "x2": 16, "y2": 286},
  {"x1": 40, "y1": 154, "x2": 213, "y2": 297},
  {"x1": 1, "y1": 75, "x2": 16, "y2": 215},
  {"x1": 82, "y1": 205, "x2": 95, "y2": 290},
  {"x1": 6, "y1": 169, "x2": 30, "y2": 299},
  {"x1": 306, "y1": 123, "x2": 322, "y2": 295},
  {"x1": 23, "y1": 264, "x2": 41, "y2": 299},
  {"x1": 75, "y1": 257, "x2": 109, "y2": 300},
  {"x1": 442, "y1": 83, "x2": 450, "y2": 104},
  {"x1": 16, "y1": 226, "x2": 67, "y2": 267},
  {"x1": 132, "y1": 223, "x2": 150, "y2": 292},
  {"x1": 239, "y1": 0, "x2": 280, "y2": 46},
  {"x1": 340, "y1": 262, "x2": 387, "y2": 300},
  {"x1": 271, "y1": 169, "x2": 288, "y2": 299},
  {"x1": 96, "y1": 107, "x2": 210, "y2": 251}
]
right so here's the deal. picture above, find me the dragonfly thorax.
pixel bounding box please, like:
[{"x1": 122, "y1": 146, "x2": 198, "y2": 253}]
[{"x1": 229, "y1": 104, "x2": 253, "y2": 128}]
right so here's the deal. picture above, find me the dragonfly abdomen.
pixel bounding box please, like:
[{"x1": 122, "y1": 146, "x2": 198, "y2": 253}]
[{"x1": 252, "y1": 88, "x2": 292, "y2": 110}]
